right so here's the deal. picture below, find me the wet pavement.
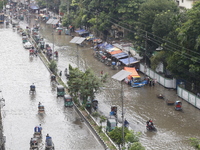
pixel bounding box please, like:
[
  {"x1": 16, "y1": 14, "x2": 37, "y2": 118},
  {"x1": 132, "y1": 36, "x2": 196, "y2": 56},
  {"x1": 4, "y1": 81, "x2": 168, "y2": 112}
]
[
  {"x1": 0, "y1": 24, "x2": 104, "y2": 150},
  {"x1": 38, "y1": 20, "x2": 200, "y2": 150}
]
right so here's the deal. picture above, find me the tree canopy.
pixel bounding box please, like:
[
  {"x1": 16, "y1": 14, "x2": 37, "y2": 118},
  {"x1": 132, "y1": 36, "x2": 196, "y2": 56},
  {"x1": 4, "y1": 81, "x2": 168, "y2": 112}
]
[
  {"x1": 67, "y1": 64, "x2": 106, "y2": 105},
  {"x1": 108, "y1": 127, "x2": 143, "y2": 149}
]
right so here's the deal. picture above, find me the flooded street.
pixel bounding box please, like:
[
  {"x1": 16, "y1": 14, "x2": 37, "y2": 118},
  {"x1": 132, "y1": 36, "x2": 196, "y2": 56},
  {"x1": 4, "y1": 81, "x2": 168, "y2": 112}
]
[
  {"x1": 0, "y1": 25, "x2": 103, "y2": 150},
  {"x1": 39, "y1": 21, "x2": 200, "y2": 150}
]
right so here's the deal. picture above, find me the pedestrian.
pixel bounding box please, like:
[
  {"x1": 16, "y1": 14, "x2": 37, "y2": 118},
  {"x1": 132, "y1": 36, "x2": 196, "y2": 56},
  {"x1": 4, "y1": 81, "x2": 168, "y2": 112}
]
[
  {"x1": 191, "y1": 82, "x2": 195, "y2": 91},
  {"x1": 149, "y1": 78, "x2": 152, "y2": 86},
  {"x1": 59, "y1": 71, "x2": 62, "y2": 76},
  {"x1": 39, "y1": 124, "x2": 42, "y2": 134},
  {"x1": 34, "y1": 49, "x2": 38, "y2": 57},
  {"x1": 197, "y1": 93, "x2": 200, "y2": 97},
  {"x1": 152, "y1": 79, "x2": 155, "y2": 86}
]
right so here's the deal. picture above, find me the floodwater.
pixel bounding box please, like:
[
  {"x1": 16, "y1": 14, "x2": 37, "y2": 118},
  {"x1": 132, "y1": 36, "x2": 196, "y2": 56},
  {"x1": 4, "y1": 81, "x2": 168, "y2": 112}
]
[
  {"x1": 38, "y1": 20, "x2": 200, "y2": 150},
  {"x1": 0, "y1": 24, "x2": 103, "y2": 149}
]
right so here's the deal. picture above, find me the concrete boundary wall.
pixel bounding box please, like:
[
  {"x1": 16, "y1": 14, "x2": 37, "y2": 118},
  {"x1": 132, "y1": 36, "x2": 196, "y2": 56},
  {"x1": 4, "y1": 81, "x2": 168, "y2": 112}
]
[
  {"x1": 139, "y1": 63, "x2": 176, "y2": 89},
  {"x1": 177, "y1": 86, "x2": 200, "y2": 109},
  {"x1": 139, "y1": 63, "x2": 200, "y2": 109}
]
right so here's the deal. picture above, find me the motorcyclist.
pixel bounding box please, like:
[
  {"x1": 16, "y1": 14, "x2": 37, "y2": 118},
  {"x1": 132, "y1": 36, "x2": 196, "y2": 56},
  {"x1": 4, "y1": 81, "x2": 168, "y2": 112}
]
[{"x1": 146, "y1": 119, "x2": 154, "y2": 129}]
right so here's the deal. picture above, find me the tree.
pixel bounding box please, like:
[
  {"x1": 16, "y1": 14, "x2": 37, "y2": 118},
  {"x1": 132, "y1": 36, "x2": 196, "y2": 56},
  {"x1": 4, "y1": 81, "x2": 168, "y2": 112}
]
[
  {"x1": 67, "y1": 64, "x2": 106, "y2": 106},
  {"x1": 174, "y1": 1, "x2": 200, "y2": 83},
  {"x1": 128, "y1": 142, "x2": 145, "y2": 150},
  {"x1": 138, "y1": 0, "x2": 178, "y2": 33},
  {"x1": 109, "y1": 127, "x2": 142, "y2": 149},
  {"x1": 136, "y1": 0, "x2": 179, "y2": 61},
  {"x1": 49, "y1": 60, "x2": 57, "y2": 74}
]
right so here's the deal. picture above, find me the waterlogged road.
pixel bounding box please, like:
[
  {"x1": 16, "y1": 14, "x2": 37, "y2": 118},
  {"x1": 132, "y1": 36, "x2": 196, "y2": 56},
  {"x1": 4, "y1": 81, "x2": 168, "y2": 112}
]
[
  {"x1": 39, "y1": 22, "x2": 200, "y2": 150},
  {"x1": 0, "y1": 25, "x2": 103, "y2": 150}
]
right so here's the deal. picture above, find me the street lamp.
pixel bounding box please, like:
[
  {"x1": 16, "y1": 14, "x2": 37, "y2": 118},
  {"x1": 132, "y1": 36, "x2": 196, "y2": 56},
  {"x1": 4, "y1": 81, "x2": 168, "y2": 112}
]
[{"x1": 112, "y1": 70, "x2": 131, "y2": 147}]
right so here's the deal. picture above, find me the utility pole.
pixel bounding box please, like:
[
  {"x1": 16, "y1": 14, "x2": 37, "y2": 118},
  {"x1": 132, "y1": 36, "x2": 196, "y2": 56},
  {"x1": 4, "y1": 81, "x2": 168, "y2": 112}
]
[
  {"x1": 77, "y1": 44, "x2": 79, "y2": 69},
  {"x1": 0, "y1": 91, "x2": 5, "y2": 150},
  {"x1": 52, "y1": 30, "x2": 54, "y2": 59},
  {"x1": 112, "y1": 70, "x2": 131, "y2": 149},
  {"x1": 46, "y1": 0, "x2": 48, "y2": 14},
  {"x1": 67, "y1": 0, "x2": 69, "y2": 16},
  {"x1": 121, "y1": 81, "x2": 124, "y2": 147},
  {"x1": 144, "y1": 31, "x2": 148, "y2": 74}
]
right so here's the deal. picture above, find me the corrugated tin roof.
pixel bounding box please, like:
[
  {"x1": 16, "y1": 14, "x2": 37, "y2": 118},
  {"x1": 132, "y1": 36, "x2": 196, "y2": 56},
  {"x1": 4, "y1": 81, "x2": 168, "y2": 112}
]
[
  {"x1": 70, "y1": 37, "x2": 85, "y2": 44},
  {"x1": 112, "y1": 70, "x2": 132, "y2": 81},
  {"x1": 46, "y1": 19, "x2": 59, "y2": 24}
]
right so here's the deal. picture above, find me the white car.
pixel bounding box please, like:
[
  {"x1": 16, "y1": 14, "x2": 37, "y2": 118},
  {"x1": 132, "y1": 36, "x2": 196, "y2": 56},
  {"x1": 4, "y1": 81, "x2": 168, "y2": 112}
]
[{"x1": 24, "y1": 41, "x2": 32, "y2": 49}]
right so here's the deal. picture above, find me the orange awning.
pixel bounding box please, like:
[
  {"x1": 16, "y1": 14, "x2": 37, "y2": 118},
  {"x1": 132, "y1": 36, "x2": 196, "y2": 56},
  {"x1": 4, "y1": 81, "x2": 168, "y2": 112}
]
[
  {"x1": 124, "y1": 67, "x2": 140, "y2": 80},
  {"x1": 110, "y1": 50, "x2": 123, "y2": 55}
]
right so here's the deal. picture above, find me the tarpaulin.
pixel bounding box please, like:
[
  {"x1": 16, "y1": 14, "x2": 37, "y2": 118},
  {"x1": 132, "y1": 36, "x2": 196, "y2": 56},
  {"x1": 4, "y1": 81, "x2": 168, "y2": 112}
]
[
  {"x1": 109, "y1": 50, "x2": 123, "y2": 55},
  {"x1": 119, "y1": 57, "x2": 139, "y2": 65},
  {"x1": 75, "y1": 29, "x2": 86, "y2": 33},
  {"x1": 29, "y1": 3, "x2": 39, "y2": 10},
  {"x1": 112, "y1": 52, "x2": 128, "y2": 59},
  {"x1": 104, "y1": 44, "x2": 114, "y2": 50},
  {"x1": 124, "y1": 67, "x2": 140, "y2": 80}
]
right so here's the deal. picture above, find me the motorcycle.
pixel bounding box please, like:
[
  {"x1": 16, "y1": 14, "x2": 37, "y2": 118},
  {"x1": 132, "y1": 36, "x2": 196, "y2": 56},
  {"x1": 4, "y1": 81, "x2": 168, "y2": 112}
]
[{"x1": 146, "y1": 125, "x2": 157, "y2": 131}]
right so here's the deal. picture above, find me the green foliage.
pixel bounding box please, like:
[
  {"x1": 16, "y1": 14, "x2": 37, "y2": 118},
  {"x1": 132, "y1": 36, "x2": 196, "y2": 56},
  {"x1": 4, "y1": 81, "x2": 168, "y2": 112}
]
[
  {"x1": 36, "y1": 0, "x2": 46, "y2": 8},
  {"x1": 0, "y1": 1, "x2": 3, "y2": 10},
  {"x1": 152, "y1": 10, "x2": 175, "y2": 38},
  {"x1": 67, "y1": 64, "x2": 105, "y2": 107},
  {"x1": 49, "y1": 60, "x2": 57, "y2": 74},
  {"x1": 125, "y1": 130, "x2": 141, "y2": 143},
  {"x1": 190, "y1": 138, "x2": 200, "y2": 150},
  {"x1": 128, "y1": 142, "x2": 145, "y2": 150},
  {"x1": 109, "y1": 127, "x2": 142, "y2": 149},
  {"x1": 165, "y1": 1, "x2": 200, "y2": 83},
  {"x1": 91, "y1": 111, "x2": 100, "y2": 118},
  {"x1": 100, "y1": 115, "x2": 107, "y2": 124},
  {"x1": 150, "y1": 51, "x2": 166, "y2": 70},
  {"x1": 138, "y1": 0, "x2": 178, "y2": 33}
]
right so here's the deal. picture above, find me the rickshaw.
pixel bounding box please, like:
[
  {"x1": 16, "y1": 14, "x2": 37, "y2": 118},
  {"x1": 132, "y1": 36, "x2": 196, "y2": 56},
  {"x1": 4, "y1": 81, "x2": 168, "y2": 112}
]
[
  {"x1": 54, "y1": 51, "x2": 58, "y2": 57},
  {"x1": 92, "y1": 99, "x2": 98, "y2": 111},
  {"x1": 64, "y1": 68, "x2": 70, "y2": 79},
  {"x1": 39, "y1": 41, "x2": 45, "y2": 50},
  {"x1": 30, "y1": 84, "x2": 36, "y2": 94},
  {"x1": 34, "y1": 125, "x2": 42, "y2": 139},
  {"x1": 38, "y1": 102, "x2": 45, "y2": 114},
  {"x1": 110, "y1": 105, "x2": 117, "y2": 117},
  {"x1": 106, "y1": 118, "x2": 117, "y2": 132},
  {"x1": 50, "y1": 74, "x2": 56, "y2": 82},
  {"x1": 45, "y1": 134, "x2": 54, "y2": 150},
  {"x1": 111, "y1": 61, "x2": 117, "y2": 70},
  {"x1": 57, "y1": 85, "x2": 65, "y2": 97},
  {"x1": 22, "y1": 35, "x2": 28, "y2": 43},
  {"x1": 30, "y1": 137, "x2": 39, "y2": 150},
  {"x1": 30, "y1": 49, "x2": 34, "y2": 56},
  {"x1": 5, "y1": 20, "x2": 9, "y2": 26},
  {"x1": 175, "y1": 101, "x2": 182, "y2": 111},
  {"x1": 86, "y1": 100, "x2": 91, "y2": 108},
  {"x1": 64, "y1": 94, "x2": 73, "y2": 107}
]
